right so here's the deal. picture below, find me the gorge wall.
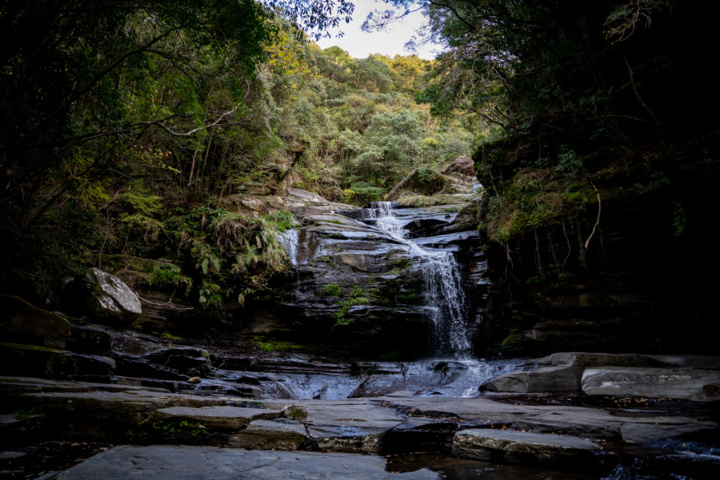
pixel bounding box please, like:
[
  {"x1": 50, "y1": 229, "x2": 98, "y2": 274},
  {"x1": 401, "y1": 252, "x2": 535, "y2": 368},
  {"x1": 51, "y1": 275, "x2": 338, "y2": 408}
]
[{"x1": 473, "y1": 132, "x2": 720, "y2": 357}]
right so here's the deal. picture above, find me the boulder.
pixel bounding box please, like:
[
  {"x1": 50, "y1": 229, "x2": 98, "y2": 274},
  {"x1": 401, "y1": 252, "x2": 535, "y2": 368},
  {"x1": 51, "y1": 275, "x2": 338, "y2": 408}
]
[
  {"x1": 0, "y1": 295, "x2": 72, "y2": 348},
  {"x1": 443, "y1": 156, "x2": 476, "y2": 177},
  {"x1": 386, "y1": 169, "x2": 474, "y2": 201},
  {"x1": 452, "y1": 429, "x2": 601, "y2": 468},
  {"x1": 86, "y1": 268, "x2": 142, "y2": 322}
]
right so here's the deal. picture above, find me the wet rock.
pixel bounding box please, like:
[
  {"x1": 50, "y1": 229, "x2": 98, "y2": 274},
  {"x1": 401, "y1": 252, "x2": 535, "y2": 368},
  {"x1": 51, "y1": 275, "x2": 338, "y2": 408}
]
[
  {"x1": 382, "y1": 417, "x2": 458, "y2": 455},
  {"x1": 452, "y1": 429, "x2": 601, "y2": 468},
  {"x1": 149, "y1": 406, "x2": 282, "y2": 431},
  {"x1": 186, "y1": 382, "x2": 263, "y2": 398},
  {"x1": 66, "y1": 324, "x2": 113, "y2": 355},
  {"x1": 228, "y1": 419, "x2": 308, "y2": 450},
  {"x1": 263, "y1": 399, "x2": 405, "y2": 454},
  {"x1": 582, "y1": 367, "x2": 720, "y2": 402},
  {"x1": 619, "y1": 418, "x2": 719, "y2": 444},
  {"x1": 85, "y1": 268, "x2": 142, "y2": 323},
  {"x1": 382, "y1": 396, "x2": 717, "y2": 442},
  {"x1": 483, "y1": 353, "x2": 720, "y2": 399},
  {"x1": 40, "y1": 445, "x2": 440, "y2": 479},
  {"x1": 266, "y1": 191, "x2": 483, "y2": 359},
  {"x1": 114, "y1": 376, "x2": 181, "y2": 392},
  {"x1": 113, "y1": 346, "x2": 212, "y2": 381}
]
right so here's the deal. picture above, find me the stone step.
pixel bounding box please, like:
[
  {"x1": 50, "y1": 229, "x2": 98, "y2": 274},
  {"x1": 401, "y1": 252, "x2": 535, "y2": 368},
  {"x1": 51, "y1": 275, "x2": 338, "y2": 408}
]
[
  {"x1": 452, "y1": 428, "x2": 602, "y2": 469},
  {"x1": 149, "y1": 405, "x2": 282, "y2": 431},
  {"x1": 228, "y1": 419, "x2": 308, "y2": 450}
]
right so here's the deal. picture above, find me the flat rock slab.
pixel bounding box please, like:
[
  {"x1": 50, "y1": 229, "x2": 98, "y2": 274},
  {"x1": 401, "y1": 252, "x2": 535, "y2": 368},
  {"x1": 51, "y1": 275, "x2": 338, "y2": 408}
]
[
  {"x1": 582, "y1": 367, "x2": 720, "y2": 401},
  {"x1": 452, "y1": 429, "x2": 601, "y2": 468},
  {"x1": 265, "y1": 399, "x2": 405, "y2": 453},
  {"x1": 21, "y1": 389, "x2": 227, "y2": 412},
  {"x1": 40, "y1": 445, "x2": 438, "y2": 479},
  {"x1": 0, "y1": 376, "x2": 170, "y2": 394},
  {"x1": 381, "y1": 397, "x2": 718, "y2": 443},
  {"x1": 151, "y1": 406, "x2": 282, "y2": 430},
  {"x1": 481, "y1": 366, "x2": 582, "y2": 393}
]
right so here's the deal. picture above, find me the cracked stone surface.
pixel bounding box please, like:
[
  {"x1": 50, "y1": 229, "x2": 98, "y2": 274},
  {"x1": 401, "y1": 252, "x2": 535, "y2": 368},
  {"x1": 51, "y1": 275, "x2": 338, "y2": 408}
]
[
  {"x1": 150, "y1": 406, "x2": 282, "y2": 430},
  {"x1": 379, "y1": 396, "x2": 718, "y2": 444},
  {"x1": 38, "y1": 445, "x2": 439, "y2": 479},
  {"x1": 581, "y1": 367, "x2": 720, "y2": 401},
  {"x1": 264, "y1": 399, "x2": 406, "y2": 453}
]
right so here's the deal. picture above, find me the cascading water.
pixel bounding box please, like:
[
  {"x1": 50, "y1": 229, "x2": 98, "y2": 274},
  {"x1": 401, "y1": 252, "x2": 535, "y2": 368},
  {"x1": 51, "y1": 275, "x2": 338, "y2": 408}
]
[
  {"x1": 366, "y1": 201, "x2": 472, "y2": 358},
  {"x1": 276, "y1": 228, "x2": 299, "y2": 267}
]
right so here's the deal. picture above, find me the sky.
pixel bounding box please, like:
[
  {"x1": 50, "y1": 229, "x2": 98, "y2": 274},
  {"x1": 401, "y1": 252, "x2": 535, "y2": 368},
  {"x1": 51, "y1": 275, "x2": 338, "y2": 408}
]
[{"x1": 315, "y1": 0, "x2": 441, "y2": 60}]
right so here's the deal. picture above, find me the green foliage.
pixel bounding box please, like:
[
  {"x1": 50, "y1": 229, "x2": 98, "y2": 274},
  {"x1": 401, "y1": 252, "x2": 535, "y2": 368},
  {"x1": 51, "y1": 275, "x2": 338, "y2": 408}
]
[
  {"x1": 323, "y1": 283, "x2": 342, "y2": 296},
  {"x1": 672, "y1": 202, "x2": 686, "y2": 236},
  {"x1": 148, "y1": 263, "x2": 193, "y2": 293},
  {"x1": 330, "y1": 284, "x2": 369, "y2": 330}
]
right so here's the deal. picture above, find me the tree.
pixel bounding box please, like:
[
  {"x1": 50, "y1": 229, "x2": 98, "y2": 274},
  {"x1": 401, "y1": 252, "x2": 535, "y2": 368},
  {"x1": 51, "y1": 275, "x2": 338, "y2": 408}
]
[
  {"x1": 353, "y1": 110, "x2": 423, "y2": 183},
  {"x1": 369, "y1": 1, "x2": 720, "y2": 157},
  {"x1": 0, "y1": 0, "x2": 361, "y2": 297}
]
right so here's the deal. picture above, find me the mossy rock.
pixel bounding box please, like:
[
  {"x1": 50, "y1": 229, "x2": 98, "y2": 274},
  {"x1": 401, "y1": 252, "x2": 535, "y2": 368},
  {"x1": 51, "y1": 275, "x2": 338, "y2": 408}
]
[
  {"x1": 500, "y1": 333, "x2": 526, "y2": 355},
  {"x1": 0, "y1": 295, "x2": 72, "y2": 347}
]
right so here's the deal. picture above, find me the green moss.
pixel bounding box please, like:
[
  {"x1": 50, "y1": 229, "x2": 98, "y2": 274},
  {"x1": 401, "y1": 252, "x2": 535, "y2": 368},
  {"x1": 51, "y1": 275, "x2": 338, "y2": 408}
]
[
  {"x1": 323, "y1": 283, "x2": 342, "y2": 296},
  {"x1": 285, "y1": 405, "x2": 307, "y2": 421},
  {"x1": 251, "y1": 337, "x2": 307, "y2": 352},
  {"x1": 500, "y1": 333, "x2": 525, "y2": 354},
  {"x1": 481, "y1": 168, "x2": 599, "y2": 242}
]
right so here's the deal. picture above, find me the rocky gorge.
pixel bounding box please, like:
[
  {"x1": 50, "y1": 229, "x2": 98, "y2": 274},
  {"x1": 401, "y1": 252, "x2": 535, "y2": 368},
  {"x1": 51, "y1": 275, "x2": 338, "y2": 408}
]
[{"x1": 2, "y1": 162, "x2": 720, "y2": 479}]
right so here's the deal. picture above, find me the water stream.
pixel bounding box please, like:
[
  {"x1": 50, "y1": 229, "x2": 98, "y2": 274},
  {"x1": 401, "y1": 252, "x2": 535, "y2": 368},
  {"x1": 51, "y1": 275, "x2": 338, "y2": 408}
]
[
  {"x1": 276, "y1": 228, "x2": 299, "y2": 267},
  {"x1": 365, "y1": 201, "x2": 472, "y2": 358}
]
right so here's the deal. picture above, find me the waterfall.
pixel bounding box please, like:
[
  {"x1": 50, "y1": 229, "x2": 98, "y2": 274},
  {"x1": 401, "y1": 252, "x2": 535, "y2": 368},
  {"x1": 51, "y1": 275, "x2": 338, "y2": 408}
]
[
  {"x1": 277, "y1": 228, "x2": 299, "y2": 267},
  {"x1": 366, "y1": 202, "x2": 471, "y2": 358}
]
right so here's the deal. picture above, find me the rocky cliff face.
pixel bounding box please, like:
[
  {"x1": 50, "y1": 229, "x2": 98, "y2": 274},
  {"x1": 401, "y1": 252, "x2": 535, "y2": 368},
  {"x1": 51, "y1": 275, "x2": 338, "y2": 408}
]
[
  {"x1": 242, "y1": 188, "x2": 486, "y2": 360},
  {"x1": 474, "y1": 135, "x2": 720, "y2": 356}
]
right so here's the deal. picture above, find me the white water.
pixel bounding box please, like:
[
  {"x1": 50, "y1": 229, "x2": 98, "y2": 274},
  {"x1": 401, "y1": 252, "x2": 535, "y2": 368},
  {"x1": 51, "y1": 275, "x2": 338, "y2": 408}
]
[
  {"x1": 277, "y1": 228, "x2": 299, "y2": 266},
  {"x1": 367, "y1": 202, "x2": 472, "y2": 358}
]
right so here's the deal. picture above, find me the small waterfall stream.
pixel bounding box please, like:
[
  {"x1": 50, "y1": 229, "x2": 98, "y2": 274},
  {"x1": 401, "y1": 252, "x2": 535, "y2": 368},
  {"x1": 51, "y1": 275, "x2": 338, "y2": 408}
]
[
  {"x1": 366, "y1": 201, "x2": 472, "y2": 358},
  {"x1": 276, "y1": 228, "x2": 299, "y2": 267}
]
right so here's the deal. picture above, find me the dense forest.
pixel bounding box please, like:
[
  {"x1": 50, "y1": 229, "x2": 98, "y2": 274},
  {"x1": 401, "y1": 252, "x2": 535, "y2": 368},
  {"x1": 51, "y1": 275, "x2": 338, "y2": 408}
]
[
  {"x1": 1, "y1": 0, "x2": 719, "y2": 338},
  {"x1": 0, "y1": 0, "x2": 475, "y2": 317},
  {"x1": 4, "y1": 3, "x2": 720, "y2": 477}
]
